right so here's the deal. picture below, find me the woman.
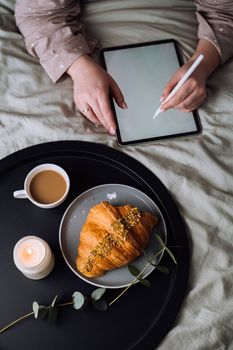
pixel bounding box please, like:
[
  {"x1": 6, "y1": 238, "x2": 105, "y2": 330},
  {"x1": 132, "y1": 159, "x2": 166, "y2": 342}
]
[{"x1": 15, "y1": 1, "x2": 233, "y2": 135}]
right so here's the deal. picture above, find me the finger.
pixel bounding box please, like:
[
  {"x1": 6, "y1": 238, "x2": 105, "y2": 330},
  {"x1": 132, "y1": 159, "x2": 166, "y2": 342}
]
[
  {"x1": 88, "y1": 99, "x2": 110, "y2": 131},
  {"x1": 109, "y1": 76, "x2": 127, "y2": 109},
  {"x1": 75, "y1": 96, "x2": 101, "y2": 125},
  {"x1": 161, "y1": 73, "x2": 182, "y2": 101},
  {"x1": 97, "y1": 93, "x2": 116, "y2": 134},
  {"x1": 176, "y1": 90, "x2": 206, "y2": 112},
  {"x1": 162, "y1": 81, "x2": 194, "y2": 110},
  {"x1": 76, "y1": 94, "x2": 112, "y2": 132},
  {"x1": 81, "y1": 105, "x2": 101, "y2": 125}
]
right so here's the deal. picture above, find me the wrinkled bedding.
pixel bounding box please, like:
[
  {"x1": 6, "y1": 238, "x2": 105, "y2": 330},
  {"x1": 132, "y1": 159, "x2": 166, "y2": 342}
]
[{"x1": 0, "y1": 0, "x2": 233, "y2": 349}]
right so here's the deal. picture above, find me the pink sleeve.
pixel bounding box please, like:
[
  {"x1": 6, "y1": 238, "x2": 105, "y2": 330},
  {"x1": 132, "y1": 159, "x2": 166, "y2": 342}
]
[
  {"x1": 195, "y1": 0, "x2": 233, "y2": 64},
  {"x1": 15, "y1": 0, "x2": 94, "y2": 83}
]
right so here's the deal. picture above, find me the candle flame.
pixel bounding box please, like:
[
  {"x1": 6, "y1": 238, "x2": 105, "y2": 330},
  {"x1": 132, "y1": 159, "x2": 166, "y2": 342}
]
[{"x1": 26, "y1": 247, "x2": 33, "y2": 256}]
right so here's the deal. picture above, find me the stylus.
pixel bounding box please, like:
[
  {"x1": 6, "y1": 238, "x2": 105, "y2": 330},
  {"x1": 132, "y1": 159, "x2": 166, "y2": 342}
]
[{"x1": 153, "y1": 54, "x2": 204, "y2": 119}]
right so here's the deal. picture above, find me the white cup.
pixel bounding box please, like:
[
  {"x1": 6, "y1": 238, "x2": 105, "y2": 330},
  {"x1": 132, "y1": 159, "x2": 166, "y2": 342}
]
[{"x1": 13, "y1": 163, "x2": 70, "y2": 209}]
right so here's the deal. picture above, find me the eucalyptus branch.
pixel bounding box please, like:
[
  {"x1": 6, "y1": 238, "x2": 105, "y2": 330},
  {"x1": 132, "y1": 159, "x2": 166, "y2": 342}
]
[
  {"x1": 109, "y1": 247, "x2": 166, "y2": 306},
  {"x1": 109, "y1": 234, "x2": 178, "y2": 306},
  {"x1": 1, "y1": 235, "x2": 177, "y2": 334},
  {"x1": 0, "y1": 288, "x2": 107, "y2": 334},
  {"x1": 0, "y1": 311, "x2": 34, "y2": 334},
  {"x1": 57, "y1": 301, "x2": 74, "y2": 307},
  {"x1": 0, "y1": 301, "x2": 73, "y2": 334}
]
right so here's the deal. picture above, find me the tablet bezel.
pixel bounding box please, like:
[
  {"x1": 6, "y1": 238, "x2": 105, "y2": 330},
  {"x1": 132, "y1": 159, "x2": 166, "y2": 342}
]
[{"x1": 101, "y1": 39, "x2": 202, "y2": 146}]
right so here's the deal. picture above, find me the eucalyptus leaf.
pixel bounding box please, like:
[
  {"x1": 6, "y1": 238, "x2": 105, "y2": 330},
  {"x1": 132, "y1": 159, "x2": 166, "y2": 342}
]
[
  {"x1": 92, "y1": 298, "x2": 108, "y2": 312},
  {"x1": 138, "y1": 277, "x2": 151, "y2": 287},
  {"x1": 38, "y1": 307, "x2": 49, "y2": 319},
  {"x1": 128, "y1": 264, "x2": 140, "y2": 277},
  {"x1": 154, "y1": 265, "x2": 170, "y2": 274},
  {"x1": 32, "y1": 301, "x2": 40, "y2": 319},
  {"x1": 165, "y1": 247, "x2": 177, "y2": 264},
  {"x1": 142, "y1": 248, "x2": 151, "y2": 264},
  {"x1": 155, "y1": 233, "x2": 177, "y2": 264},
  {"x1": 155, "y1": 233, "x2": 166, "y2": 249},
  {"x1": 72, "y1": 291, "x2": 88, "y2": 311},
  {"x1": 143, "y1": 250, "x2": 158, "y2": 268},
  {"x1": 51, "y1": 295, "x2": 58, "y2": 308},
  {"x1": 91, "y1": 288, "x2": 106, "y2": 302},
  {"x1": 48, "y1": 306, "x2": 58, "y2": 326}
]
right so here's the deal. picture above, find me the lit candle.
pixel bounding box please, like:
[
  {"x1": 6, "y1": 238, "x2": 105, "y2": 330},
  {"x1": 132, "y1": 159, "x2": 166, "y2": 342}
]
[{"x1": 13, "y1": 236, "x2": 55, "y2": 279}]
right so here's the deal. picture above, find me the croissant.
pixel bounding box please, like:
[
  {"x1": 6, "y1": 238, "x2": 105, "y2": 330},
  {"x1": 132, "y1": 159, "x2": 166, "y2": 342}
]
[{"x1": 76, "y1": 201, "x2": 159, "y2": 277}]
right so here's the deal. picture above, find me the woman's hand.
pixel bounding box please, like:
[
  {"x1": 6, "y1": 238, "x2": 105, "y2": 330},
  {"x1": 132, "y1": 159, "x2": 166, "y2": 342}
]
[
  {"x1": 160, "y1": 58, "x2": 207, "y2": 112},
  {"x1": 160, "y1": 39, "x2": 221, "y2": 113},
  {"x1": 67, "y1": 54, "x2": 127, "y2": 135}
]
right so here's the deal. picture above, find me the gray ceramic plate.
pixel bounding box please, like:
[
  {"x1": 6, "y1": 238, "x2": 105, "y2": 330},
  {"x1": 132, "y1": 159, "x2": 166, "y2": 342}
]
[{"x1": 59, "y1": 184, "x2": 167, "y2": 289}]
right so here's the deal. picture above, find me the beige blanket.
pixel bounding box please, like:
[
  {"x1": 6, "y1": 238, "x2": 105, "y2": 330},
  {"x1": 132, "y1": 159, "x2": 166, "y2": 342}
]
[{"x1": 1, "y1": 0, "x2": 233, "y2": 349}]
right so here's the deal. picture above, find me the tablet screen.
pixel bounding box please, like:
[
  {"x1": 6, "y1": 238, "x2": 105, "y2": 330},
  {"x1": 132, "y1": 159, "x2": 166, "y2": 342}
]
[{"x1": 102, "y1": 40, "x2": 201, "y2": 145}]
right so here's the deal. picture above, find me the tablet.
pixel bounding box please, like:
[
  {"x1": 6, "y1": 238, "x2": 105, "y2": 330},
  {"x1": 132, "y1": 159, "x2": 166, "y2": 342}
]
[{"x1": 101, "y1": 39, "x2": 202, "y2": 146}]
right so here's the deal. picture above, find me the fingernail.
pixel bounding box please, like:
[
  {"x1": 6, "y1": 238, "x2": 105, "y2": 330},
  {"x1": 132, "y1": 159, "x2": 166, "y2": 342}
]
[
  {"x1": 109, "y1": 127, "x2": 116, "y2": 136},
  {"x1": 160, "y1": 96, "x2": 165, "y2": 102},
  {"x1": 121, "y1": 101, "x2": 128, "y2": 109},
  {"x1": 160, "y1": 108, "x2": 165, "y2": 112}
]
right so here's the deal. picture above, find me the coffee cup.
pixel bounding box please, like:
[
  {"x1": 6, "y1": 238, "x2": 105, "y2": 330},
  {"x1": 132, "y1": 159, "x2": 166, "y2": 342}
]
[{"x1": 13, "y1": 163, "x2": 70, "y2": 209}]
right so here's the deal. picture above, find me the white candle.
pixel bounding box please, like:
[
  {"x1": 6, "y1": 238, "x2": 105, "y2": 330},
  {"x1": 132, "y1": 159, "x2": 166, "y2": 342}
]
[{"x1": 13, "y1": 236, "x2": 55, "y2": 279}]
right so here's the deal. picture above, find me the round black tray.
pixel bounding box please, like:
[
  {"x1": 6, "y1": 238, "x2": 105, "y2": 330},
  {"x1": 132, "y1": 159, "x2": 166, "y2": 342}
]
[{"x1": 0, "y1": 141, "x2": 189, "y2": 350}]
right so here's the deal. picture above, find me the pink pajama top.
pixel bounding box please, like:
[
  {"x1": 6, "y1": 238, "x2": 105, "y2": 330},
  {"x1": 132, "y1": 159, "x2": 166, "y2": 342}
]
[{"x1": 15, "y1": 1, "x2": 233, "y2": 83}]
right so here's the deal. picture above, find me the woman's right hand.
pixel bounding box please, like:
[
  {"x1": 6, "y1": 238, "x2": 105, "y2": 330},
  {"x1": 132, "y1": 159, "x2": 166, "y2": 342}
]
[
  {"x1": 67, "y1": 54, "x2": 127, "y2": 135},
  {"x1": 160, "y1": 39, "x2": 220, "y2": 113}
]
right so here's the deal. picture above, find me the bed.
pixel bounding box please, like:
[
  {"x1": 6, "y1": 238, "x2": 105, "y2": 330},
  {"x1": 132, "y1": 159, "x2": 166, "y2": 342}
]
[{"x1": 0, "y1": 0, "x2": 233, "y2": 349}]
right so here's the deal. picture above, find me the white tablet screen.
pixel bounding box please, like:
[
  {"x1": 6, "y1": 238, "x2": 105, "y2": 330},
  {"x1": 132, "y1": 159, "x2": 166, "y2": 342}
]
[{"x1": 102, "y1": 41, "x2": 201, "y2": 145}]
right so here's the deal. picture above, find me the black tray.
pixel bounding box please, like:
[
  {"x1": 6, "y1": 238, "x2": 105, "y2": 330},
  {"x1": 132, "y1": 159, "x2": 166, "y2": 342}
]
[{"x1": 0, "y1": 141, "x2": 189, "y2": 350}]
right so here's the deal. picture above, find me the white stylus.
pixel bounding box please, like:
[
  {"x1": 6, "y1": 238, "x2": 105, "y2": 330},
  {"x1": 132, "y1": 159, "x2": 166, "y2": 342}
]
[{"x1": 153, "y1": 54, "x2": 204, "y2": 119}]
